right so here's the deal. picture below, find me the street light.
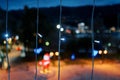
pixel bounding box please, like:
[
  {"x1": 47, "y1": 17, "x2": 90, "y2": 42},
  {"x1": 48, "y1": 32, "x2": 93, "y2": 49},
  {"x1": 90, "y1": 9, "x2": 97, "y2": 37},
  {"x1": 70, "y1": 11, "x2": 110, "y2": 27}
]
[
  {"x1": 56, "y1": 24, "x2": 61, "y2": 29},
  {"x1": 50, "y1": 52, "x2": 54, "y2": 57},
  {"x1": 98, "y1": 50, "x2": 102, "y2": 55},
  {"x1": 56, "y1": 24, "x2": 64, "y2": 32},
  {"x1": 5, "y1": 33, "x2": 9, "y2": 38},
  {"x1": 98, "y1": 50, "x2": 108, "y2": 55},
  {"x1": 55, "y1": 52, "x2": 59, "y2": 56},
  {"x1": 99, "y1": 49, "x2": 108, "y2": 64},
  {"x1": 37, "y1": 33, "x2": 43, "y2": 38},
  {"x1": 60, "y1": 27, "x2": 64, "y2": 32},
  {"x1": 61, "y1": 37, "x2": 66, "y2": 41},
  {"x1": 103, "y1": 50, "x2": 108, "y2": 54}
]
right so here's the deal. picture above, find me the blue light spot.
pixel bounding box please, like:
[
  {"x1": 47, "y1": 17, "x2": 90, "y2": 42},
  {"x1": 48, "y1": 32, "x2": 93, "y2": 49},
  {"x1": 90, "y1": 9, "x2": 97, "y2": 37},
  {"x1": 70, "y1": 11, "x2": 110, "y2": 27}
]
[
  {"x1": 61, "y1": 37, "x2": 66, "y2": 41},
  {"x1": 34, "y1": 47, "x2": 43, "y2": 54},
  {"x1": 93, "y1": 50, "x2": 98, "y2": 57},
  {"x1": 71, "y1": 54, "x2": 75, "y2": 60},
  {"x1": 5, "y1": 33, "x2": 9, "y2": 38}
]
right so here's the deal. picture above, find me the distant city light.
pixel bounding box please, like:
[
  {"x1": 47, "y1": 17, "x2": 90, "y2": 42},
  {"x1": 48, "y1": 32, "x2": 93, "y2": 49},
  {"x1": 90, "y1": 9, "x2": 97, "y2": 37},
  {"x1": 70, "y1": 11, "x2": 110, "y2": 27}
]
[
  {"x1": 45, "y1": 41, "x2": 50, "y2": 46},
  {"x1": 60, "y1": 27, "x2": 64, "y2": 32},
  {"x1": 56, "y1": 24, "x2": 61, "y2": 29},
  {"x1": 37, "y1": 33, "x2": 43, "y2": 38},
  {"x1": 5, "y1": 33, "x2": 8, "y2": 38},
  {"x1": 61, "y1": 37, "x2": 66, "y2": 41},
  {"x1": 78, "y1": 22, "x2": 85, "y2": 27},
  {"x1": 110, "y1": 26, "x2": 116, "y2": 32},
  {"x1": 75, "y1": 29, "x2": 80, "y2": 34},
  {"x1": 94, "y1": 40, "x2": 100, "y2": 43},
  {"x1": 15, "y1": 35, "x2": 19, "y2": 40},
  {"x1": 108, "y1": 43, "x2": 111, "y2": 47}
]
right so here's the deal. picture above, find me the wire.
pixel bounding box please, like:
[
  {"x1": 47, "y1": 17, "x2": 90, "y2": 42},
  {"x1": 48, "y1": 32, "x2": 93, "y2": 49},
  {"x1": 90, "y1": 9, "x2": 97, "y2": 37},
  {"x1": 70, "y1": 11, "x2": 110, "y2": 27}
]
[
  {"x1": 5, "y1": 0, "x2": 10, "y2": 80},
  {"x1": 34, "y1": 0, "x2": 39, "y2": 80},
  {"x1": 58, "y1": 0, "x2": 62, "y2": 80},
  {"x1": 91, "y1": 0, "x2": 95, "y2": 80}
]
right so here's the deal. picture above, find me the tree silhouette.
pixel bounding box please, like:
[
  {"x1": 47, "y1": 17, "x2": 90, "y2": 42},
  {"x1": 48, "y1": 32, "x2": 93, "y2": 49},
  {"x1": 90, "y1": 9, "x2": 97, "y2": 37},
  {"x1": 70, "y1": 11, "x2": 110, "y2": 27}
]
[{"x1": 20, "y1": 6, "x2": 53, "y2": 47}]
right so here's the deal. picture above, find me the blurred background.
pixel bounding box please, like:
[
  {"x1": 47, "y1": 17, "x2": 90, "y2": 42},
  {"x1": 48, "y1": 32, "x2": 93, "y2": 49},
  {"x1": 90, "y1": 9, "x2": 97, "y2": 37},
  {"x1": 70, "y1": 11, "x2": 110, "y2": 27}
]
[{"x1": 0, "y1": 0, "x2": 120, "y2": 80}]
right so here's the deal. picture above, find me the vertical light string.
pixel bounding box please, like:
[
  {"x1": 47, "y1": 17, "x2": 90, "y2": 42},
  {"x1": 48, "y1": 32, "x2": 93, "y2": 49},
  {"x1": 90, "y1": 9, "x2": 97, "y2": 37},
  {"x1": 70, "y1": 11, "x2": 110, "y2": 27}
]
[
  {"x1": 58, "y1": 0, "x2": 62, "y2": 80},
  {"x1": 34, "y1": 0, "x2": 39, "y2": 80},
  {"x1": 91, "y1": 0, "x2": 95, "y2": 80},
  {"x1": 5, "y1": 0, "x2": 10, "y2": 80}
]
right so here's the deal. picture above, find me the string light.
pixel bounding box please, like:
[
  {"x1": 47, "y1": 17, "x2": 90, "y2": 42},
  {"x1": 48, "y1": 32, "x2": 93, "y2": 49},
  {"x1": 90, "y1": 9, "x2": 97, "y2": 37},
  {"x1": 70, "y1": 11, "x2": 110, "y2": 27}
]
[
  {"x1": 91, "y1": 0, "x2": 95, "y2": 80},
  {"x1": 34, "y1": 0, "x2": 39, "y2": 80},
  {"x1": 5, "y1": 0, "x2": 10, "y2": 80},
  {"x1": 58, "y1": 0, "x2": 62, "y2": 80}
]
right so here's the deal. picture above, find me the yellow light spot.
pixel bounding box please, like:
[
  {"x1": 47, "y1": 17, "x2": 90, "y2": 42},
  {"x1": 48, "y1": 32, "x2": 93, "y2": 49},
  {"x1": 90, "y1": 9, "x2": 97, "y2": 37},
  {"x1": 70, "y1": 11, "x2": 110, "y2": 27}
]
[
  {"x1": 104, "y1": 50, "x2": 108, "y2": 54},
  {"x1": 50, "y1": 52, "x2": 54, "y2": 57},
  {"x1": 55, "y1": 52, "x2": 59, "y2": 56},
  {"x1": 99, "y1": 50, "x2": 102, "y2": 55}
]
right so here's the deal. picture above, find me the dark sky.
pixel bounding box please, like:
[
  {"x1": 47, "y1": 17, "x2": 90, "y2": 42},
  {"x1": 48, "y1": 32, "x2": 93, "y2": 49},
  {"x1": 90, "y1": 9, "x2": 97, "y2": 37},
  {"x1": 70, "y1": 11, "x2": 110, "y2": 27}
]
[{"x1": 0, "y1": 0, "x2": 120, "y2": 10}]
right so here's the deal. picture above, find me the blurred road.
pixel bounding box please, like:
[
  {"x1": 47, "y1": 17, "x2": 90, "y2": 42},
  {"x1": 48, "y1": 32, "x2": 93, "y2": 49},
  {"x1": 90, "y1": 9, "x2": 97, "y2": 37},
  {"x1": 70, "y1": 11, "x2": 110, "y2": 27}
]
[
  {"x1": 8, "y1": 48, "x2": 21, "y2": 64},
  {"x1": 0, "y1": 44, "x2": 120, "y2": 80},
  {"x1": 0, "y1": 60, "x2": 120, "y2": 80},
  {"x1": 2, "y1": 44, "x2": 22, "y2": 69}
]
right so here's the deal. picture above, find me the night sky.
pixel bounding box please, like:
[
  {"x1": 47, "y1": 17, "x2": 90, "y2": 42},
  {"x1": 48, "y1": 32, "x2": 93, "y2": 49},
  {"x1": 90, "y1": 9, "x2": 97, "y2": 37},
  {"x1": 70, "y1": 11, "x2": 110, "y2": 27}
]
[{"x1": 0, "y1": 0, "x2": 120, "y2": 10}]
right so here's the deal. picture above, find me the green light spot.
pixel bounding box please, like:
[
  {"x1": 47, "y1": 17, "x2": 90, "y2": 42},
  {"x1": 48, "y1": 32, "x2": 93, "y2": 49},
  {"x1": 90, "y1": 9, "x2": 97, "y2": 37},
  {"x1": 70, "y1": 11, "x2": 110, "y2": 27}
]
[{"x1": 45, "y1": 41, "x2": 50, "y2": 46}]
